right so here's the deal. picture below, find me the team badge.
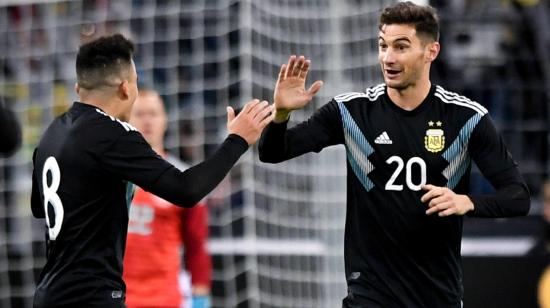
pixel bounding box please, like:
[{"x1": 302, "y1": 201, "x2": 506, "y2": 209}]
[{"x1": 424, "y1": 121, "x2": 445, "y2": 153}]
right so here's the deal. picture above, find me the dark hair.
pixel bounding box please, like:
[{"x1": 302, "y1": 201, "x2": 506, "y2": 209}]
[
  {"x1": 379, "y1": 1, "x2": 439, "y2": 42},
  {"x1": 76, "y1": 33, "x2": 135, "y2": 90}
]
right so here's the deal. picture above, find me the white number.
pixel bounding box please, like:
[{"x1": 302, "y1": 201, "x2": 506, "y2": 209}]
[
  {"x1": 385, "y1": 156, "x2": 404, "y2": 191},
  {"x1": 385, "y1": 156, "x2": 427, "y2": 191},
  {"x1": 42, "y1": 156, "x2": 64, "y2": 240}
]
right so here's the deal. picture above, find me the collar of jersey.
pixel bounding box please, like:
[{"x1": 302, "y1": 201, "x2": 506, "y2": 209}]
[{"x1": 383, "y1": 84, "x2": 436, "y2": 117}]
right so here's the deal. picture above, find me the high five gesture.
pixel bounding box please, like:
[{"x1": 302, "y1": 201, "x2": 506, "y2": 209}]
[{"x1": 273, "y1": 55, "x2": 324, "y2": 122}]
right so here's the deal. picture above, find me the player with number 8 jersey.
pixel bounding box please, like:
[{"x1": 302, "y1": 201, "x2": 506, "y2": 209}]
[
  {"x1": 258, "y1": 3, "x2": 530, "y2": 307},
  {"x1": 30, "y1": 34, "x2": 274, "y2": 307}
]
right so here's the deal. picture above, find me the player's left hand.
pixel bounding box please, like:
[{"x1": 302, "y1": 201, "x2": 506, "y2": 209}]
[{"x1": 420, "y1": 184, "x2": 474, "y2": 217}]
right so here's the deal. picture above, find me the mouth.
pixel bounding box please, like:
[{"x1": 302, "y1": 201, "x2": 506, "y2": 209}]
[{"x1": 385, "y1": 69, "x2": 402, "y2": 78}]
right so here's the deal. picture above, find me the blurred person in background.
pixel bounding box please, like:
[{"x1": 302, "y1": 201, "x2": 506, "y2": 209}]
[
  {"x1": 258, "y1": 2, "x2": 530, "y2": 307},
  {"x1": 538, "y1": 181, "x2": 550, "y2": 308},
  {"x1": 542, "y1": 181, "x2": 550, "y2": 253},
  {"x1": 31, "y1": 33, "x2": 274, "y2": 307},
  {"x1": 124, "y1": 89, "x2": 211, "y2": 308},
  {"x1": 0, "y1": 97, "x2": 21, "y2": 156}
]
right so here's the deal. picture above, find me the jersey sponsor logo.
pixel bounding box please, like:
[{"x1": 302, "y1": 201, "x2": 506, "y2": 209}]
[
  {"x1": 95, "y1": 108, "x2": 138, "y2": 132},
  {"x1": 424, "y1": 121, "x2": 445, "y2": 153},
  {"x1": 374, "y1": 131, "x2": 392, "y2": 144}
]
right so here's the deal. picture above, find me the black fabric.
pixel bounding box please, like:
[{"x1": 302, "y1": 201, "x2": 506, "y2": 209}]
[
  {"x1": 259, "y1": 84, "x2": 529, "y2": 307},
  {"x1": 0, "y1": 102, "x2": 21, "y2": 156},
  {"x1": 31, "y1": 102, "x2": 247, "y2": 307}
]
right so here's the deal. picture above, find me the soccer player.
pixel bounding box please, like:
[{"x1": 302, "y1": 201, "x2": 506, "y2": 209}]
[
  {"x1": 30, "y1": 34, "x2": 274, "y2": 307},
  {"x1": 258, "y1": 2, "x2": 530, "y2": 307},
  {"x1": 123, "y1": 89, "x2": 212, "y2": 308}
]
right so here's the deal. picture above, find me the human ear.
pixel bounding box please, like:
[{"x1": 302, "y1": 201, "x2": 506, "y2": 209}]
[
  {"x1": 426, "y1": 41, "x2": 440, "y2": 62},
  {"x1": 118, "y1": 81, "x2": 129, "y2": 100}
]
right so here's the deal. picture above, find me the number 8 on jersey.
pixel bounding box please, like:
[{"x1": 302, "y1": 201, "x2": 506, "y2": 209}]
[{"x1": 42, "y1": 156, "x2": 64, "y2": 240}]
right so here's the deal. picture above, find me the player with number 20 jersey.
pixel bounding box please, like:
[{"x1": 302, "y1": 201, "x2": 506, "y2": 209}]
[{"x1": 259, "y1": 82, "x2": 530, "y2": 307}]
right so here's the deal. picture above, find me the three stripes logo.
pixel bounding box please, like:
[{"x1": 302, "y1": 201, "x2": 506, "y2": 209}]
[{"x1": 374, "y1": 131, "x2": 392, "y2": 144}]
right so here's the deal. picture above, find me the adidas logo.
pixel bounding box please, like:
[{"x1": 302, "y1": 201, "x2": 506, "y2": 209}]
[{"x1": 374, "y1": 131, "x2": 393, "y2": 144}]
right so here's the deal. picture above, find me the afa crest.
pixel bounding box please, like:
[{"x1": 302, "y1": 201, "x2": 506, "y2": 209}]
[{"x1": 424, "y1": 121, "x2": 445, "y2": 153}]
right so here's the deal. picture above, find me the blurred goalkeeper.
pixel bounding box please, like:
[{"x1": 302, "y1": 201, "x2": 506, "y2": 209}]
[
  {"x1": 31, "y1": 33, "x2": 274, "y2": 307},
  {"x1": 123, "y1": 89, "x2": 212, "y2": 308},
  {"x1": 258, "y1": 2, "x2": 530, "y2": 307}
]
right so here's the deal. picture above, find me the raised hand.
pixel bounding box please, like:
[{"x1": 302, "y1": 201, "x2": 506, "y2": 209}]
[
  {"x1": 227, "y1": 99, "x2": 275, "y2": 145},
  {"x1": 273, "y1": 55, "x2": 324, "y2": 122}
]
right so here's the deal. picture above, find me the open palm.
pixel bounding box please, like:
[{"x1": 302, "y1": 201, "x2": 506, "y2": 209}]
[{"x1": 274, "y1": 55, "x2": 323, "y2": 120}]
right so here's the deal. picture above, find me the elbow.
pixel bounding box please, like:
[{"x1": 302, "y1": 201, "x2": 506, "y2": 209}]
[{"x1": 517, "y1": 196, "x2": 530, "y2": 216}]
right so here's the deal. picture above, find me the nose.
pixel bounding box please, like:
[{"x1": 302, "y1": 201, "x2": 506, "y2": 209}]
[{"x1": 383, "y1": 49, "x2": 395, "y2": 64}]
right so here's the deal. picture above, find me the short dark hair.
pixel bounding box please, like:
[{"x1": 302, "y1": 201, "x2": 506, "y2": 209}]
[
  {"x1": 379, "y1": 1, "x2": 439, "y2": 42},
  {"x1": 76, "y1": 33, "x2": 135, "y2": 90}
]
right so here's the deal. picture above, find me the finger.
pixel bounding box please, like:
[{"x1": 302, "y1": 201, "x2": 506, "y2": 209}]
[
  {"x1": 285, "y1": 55, "x2": 297, "y2": 78},
  {"x1": 439, "y1": 207, "x2": 457, "y2": 217},
  {"x1": 299, "y1": 60, "x2": 311, "y2": 79},
  {"x1": 420, "y1": 185, "x2": 440, "y2": 203},
  {"x1": 428, "y1": 195, "x2": 449, "y2": 208},
  {"x1": 292, "y1": 55, "x2": 306, "y2": 76},
  {"x1": 254, "y1": 102, "x2": 273, "y2": 120},
  {"x1": 421, "y1": 184, "x2": 436, "y2": 191},
  {"x1": 421, "y1": 190, "x2": 438, "y2": 203},
  {"x1": 226, "y1": 106, "x2": 235, "y2": 123},
  {"x1": 259, "y1": 106, "x2": 276, "y2": 127},
  {"x1": 306, "y1": 80, "x2": 324, "y2": 97},
  {"x1": 426, "y1": 201, "x2": 453, "y2": 215},
  {"x1": 278, "y1": 64, "x2": 287, "y2": 82},
  {"x1": 242, "y1": 99, "x2": 260, "y2": 114},
  {"x1": 249, "y1": 100, "x2": 269, "y2": 117}
]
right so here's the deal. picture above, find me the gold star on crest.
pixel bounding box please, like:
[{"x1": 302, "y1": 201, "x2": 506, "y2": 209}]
[
  {"x1": 428, "y1": 121, "x2": 434, "y2": 126},
  {"x1": 436, "y1": 121, "x2": 442, "y2": 127}
]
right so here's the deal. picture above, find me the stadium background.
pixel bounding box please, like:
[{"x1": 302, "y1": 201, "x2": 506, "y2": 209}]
[{"x1": 0, "y1": 0, "x2": 549, "y2": 307}]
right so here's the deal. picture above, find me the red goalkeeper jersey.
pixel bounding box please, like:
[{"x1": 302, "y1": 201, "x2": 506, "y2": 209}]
[{"x1": 123, "y1": 182, "x2": 211, "y2": 307}]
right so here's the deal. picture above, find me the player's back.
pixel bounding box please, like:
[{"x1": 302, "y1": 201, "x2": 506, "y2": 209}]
[{"x1": 32, "y1": 102, "x2": 133, "y2": 307}]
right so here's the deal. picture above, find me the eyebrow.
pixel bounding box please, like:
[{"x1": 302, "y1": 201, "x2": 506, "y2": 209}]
[{"x1": 378, "y1": 36, "x2": 411, "y2": 44}]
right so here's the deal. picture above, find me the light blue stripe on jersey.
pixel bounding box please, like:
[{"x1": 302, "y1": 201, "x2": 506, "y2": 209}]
[
  {"x1": 337, "y1": 101, "x2": 375, "y2": 191},
  {"x1": 125, "y1": 181, "x2": 136, "y2": 211},
  {"x1": 442, "y1": 113, "x2": 482, "y2": 189}
]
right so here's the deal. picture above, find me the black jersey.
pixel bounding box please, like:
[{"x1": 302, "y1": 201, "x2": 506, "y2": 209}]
[
  {"x1": 31, "y1": 102, "x2": 247, "y2": 307},
  {"x1": 258, "y1": 84, "x2": 529, "y2": 307}
]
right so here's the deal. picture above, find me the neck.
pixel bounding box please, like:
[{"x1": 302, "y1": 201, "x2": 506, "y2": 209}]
[
  {"x1": 387, "y1": 79, "x2": 432, "y2": 111},
  {"x1": 79, "y1": 93, "x2": 123, "y2": 120},
  {"x1": 152, "y1": 145, "x2": 166, "y2": 157}
]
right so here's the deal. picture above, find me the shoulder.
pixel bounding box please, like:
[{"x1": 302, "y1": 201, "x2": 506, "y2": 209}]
[
  {"x1": 93, "y1": 108, "x2": 139, "y2": 133},
  {"x1": 333, "y1": 83, "x2": 386, "y2": 104},
  {"x1": 433, "y1": 85, "x2": 488, "y2": 116}
]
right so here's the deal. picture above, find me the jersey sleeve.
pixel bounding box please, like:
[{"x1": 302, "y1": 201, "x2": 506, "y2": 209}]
[
  {"x1": 467, "y1": 114, "x2": 530, "y2": 217},
  {"x1": 99, "y1": 128, "x2": 248, "y2": 208},
  {"x1": 181, "y1": 203, "x2": 212, "y2": 288},
  {"x1": 258, "y1": 100, "x2": 343, "y2": 163}
]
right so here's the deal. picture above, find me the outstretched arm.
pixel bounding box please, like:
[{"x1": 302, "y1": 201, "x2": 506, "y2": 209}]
[{"x1": 103, "y1": 99, "x2": 274, "y2": 207}]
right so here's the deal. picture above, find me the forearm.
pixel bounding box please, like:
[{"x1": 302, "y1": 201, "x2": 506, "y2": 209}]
[
  {"x1": 148, "y1": 134, "x2": 248, "y2": 207},
  {"x1": 258, "y1": 121, "x2": 292, "y2": 163},
  {"x1": 467, "y1": 168, "x2": 530, "y2": 217}
]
